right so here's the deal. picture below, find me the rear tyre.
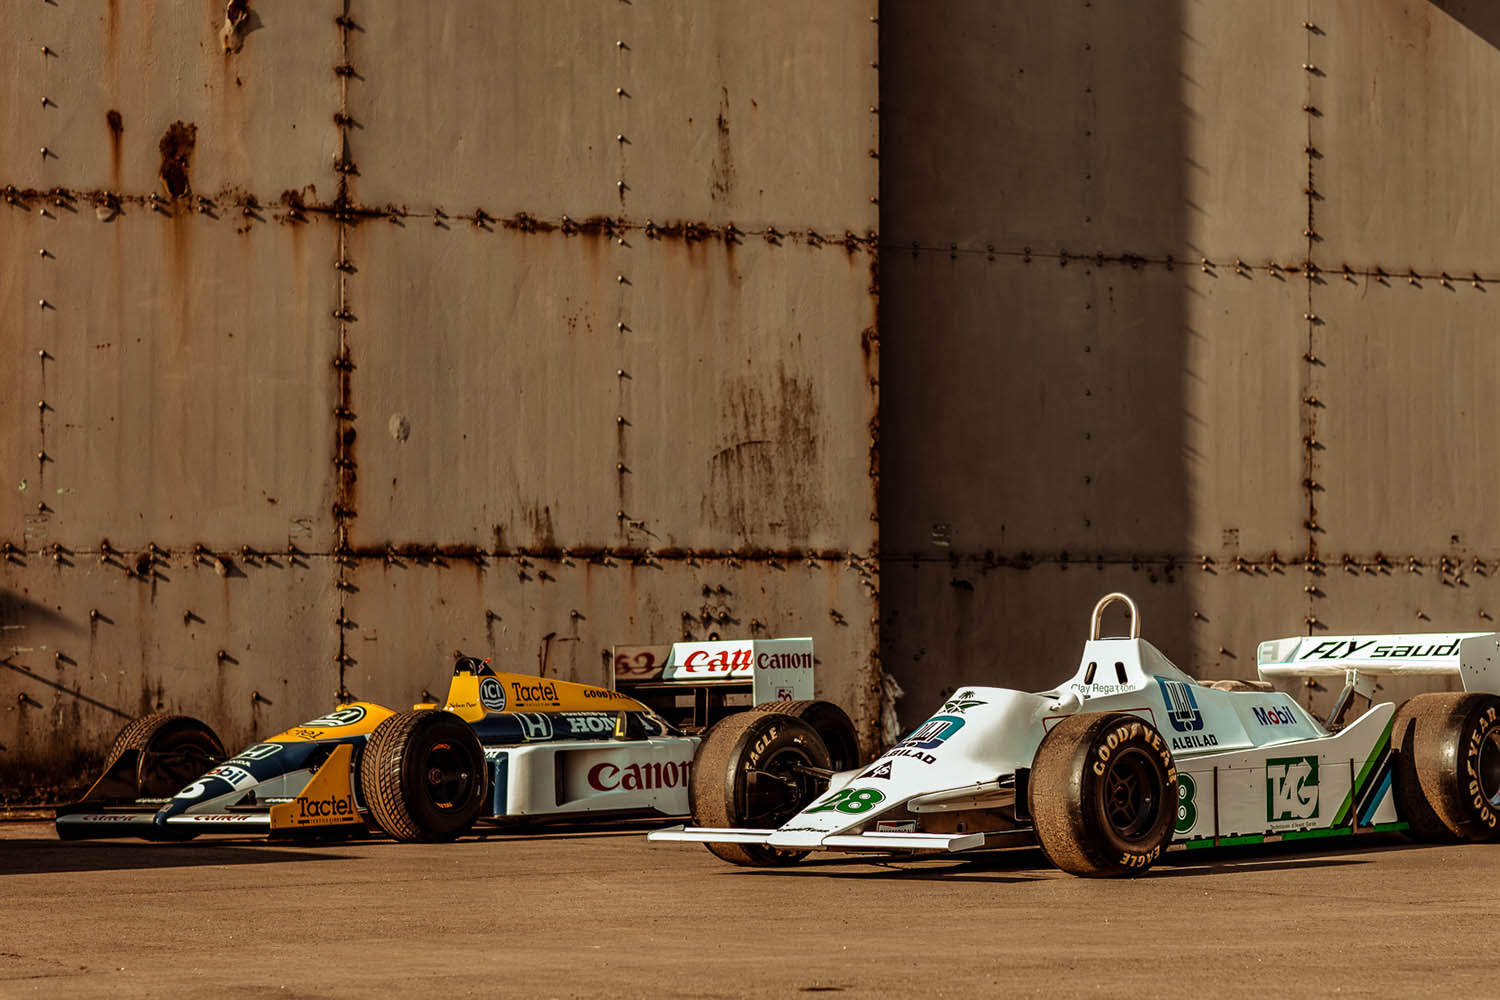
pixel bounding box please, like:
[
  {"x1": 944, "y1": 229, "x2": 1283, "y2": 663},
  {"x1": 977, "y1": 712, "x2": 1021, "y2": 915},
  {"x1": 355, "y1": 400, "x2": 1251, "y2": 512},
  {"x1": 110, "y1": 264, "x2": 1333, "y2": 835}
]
[
  {"x1": 691, "y1": 711, "x2": 831, "y2": 867},
  {"x1": 106, "y1": 713, "x2": 226, "y2": 798},
  {"x1": 752, "y1": 700, "x2": 861, "y2": 771},
  {"x1": 1028, "y1": 713, "x2": 1177, "y2": 877},
  {"x1": 1391, "y1": 692, "x2": 1500, "y2": 842},
  {"x1": 360, "y1": 710, "x2": 487, "y2": 842}
]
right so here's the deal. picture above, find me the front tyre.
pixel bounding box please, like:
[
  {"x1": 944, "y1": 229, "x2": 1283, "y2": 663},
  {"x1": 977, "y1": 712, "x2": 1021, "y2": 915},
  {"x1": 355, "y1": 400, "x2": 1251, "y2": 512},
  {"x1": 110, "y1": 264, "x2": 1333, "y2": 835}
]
[
  {"x1": 360, "y1": 710, "x2": 486, "y2": 842},
  {"x1": 690, "y1": 711, "x2": 832, "y2": 867},
  {"x1": 1028, "y1": 713, "x2": 1177, "y2": 877}
]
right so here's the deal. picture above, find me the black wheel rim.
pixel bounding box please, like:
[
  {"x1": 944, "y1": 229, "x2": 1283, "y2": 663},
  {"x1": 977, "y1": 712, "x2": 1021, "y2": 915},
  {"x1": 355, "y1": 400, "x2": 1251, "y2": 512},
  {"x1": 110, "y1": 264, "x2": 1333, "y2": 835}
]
[
  {"x1": 738, "y1": 746, "x2": 820, "y2": 828},
  {"x1": 1480, "y1": 725, "x2": 1500, "y2": 809},
  {"x1": 421, "y1": 740, "x2": 475, "y2": 811},
  {"x1": 1100, "y1": 747, "x2": 1161, "y2": 841}
]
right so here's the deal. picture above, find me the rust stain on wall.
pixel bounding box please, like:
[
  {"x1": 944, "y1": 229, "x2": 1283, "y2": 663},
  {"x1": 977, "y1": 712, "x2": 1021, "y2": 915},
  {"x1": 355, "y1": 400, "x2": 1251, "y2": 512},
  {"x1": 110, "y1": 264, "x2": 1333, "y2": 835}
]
[
  {"x1": 106, "y1": 110, "x2": 125, "y2": 190},
  {"x1": 710, "y1": 87, "x2": 735, "y2": 202},
  {"x1": 703, "y1": 368, "x2": 826, "y2": 544},
  {"x1": 157, "y1": 121, "x2": 198, "y2": 199}
]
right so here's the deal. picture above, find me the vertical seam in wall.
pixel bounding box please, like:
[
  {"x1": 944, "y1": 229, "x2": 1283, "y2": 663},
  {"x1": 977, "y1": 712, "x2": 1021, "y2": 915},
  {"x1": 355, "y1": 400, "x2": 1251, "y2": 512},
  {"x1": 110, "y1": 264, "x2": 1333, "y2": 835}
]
[
  {"x1": 1302, "y1": 0, "x2": 1322, "y2": 640},
  {"x1": 333, "y1": 0, "x2": 356, "y2": 699},
  {"x1": 867, "y1": 0, "x2": 883, "y2": 750}
]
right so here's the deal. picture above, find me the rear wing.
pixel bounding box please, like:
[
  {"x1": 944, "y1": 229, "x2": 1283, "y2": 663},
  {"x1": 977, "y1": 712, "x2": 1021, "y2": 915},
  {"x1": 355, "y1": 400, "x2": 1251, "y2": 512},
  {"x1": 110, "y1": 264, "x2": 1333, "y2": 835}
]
[
  {"x1": 1257, "y1": 632, "x2": 1500, "y2": 695},
  {"x1": 611, "y1": 638, "x2": 814, "y2": 733}
]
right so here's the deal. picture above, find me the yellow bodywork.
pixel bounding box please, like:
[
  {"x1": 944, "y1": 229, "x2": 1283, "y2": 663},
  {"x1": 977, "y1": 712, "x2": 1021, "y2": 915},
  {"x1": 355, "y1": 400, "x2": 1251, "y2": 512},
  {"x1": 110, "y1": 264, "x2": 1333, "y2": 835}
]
[
  {"x1": 268, "y1": 744, "x2": 364, "y2": 832},
  {"x1": 442, "y1": 663, "x2": 650, "y2": 722},
  {"x1": 267, "y1": 702, "x2": 394, "y2": 743}
]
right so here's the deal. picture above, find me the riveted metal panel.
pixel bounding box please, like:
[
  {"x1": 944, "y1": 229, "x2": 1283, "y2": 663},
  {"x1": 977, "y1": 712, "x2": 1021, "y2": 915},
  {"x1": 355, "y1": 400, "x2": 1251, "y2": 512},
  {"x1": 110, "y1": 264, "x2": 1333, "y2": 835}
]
[
  {"x1": 877, "y1": 2, "x2": 1090, "y2": 250},
  {"x1": 880, "y1": 253, "x2": 1303, "y2": 558},
  {"x1": 1313, "y1": 277, "x2": 1500, "y2": 557},
  {"x1": 348, "y1": 222, "x2": 876, "y2": 555},
  {"x1": 0, "y1": 206, "x2": 337, "y2": 550},
  {"x1": 348, "y1": 1, "x2": 619, "y2": 217},
  {"x1": 1139, "y1": 0, "x2": 1308, "y2": 261},
  {"x1": 0, "y1": 1, "x2": 338, "y2": 196},
  {"x1": 880, "y1": 563, "x2": 1186, "y2": 725},
  {"x1": 615, "y1": 1, "x2": 879, "y2": 232},
  {"x1": 350, "y1": 1, "x2": 878, "y2": 233},
  {"x1": 342, "y1": 557, "x2": 880, "y2": 751},
  {"x1": 879, "y1": 1, "x2": 1305, "y2": 260},
  {"x1": 1178, "y1": 267, "x2": 1308, "y2": 561},
  {"x1": 877, "y1": 1, "x2": 1326, "y2": 728},
  {"x1": 1, "y1": 555, "x2": 339, "y2": 797},
  {"x1": 2, "y1": 1, "x2": 880, "y2": 801},
  {"x1": 1314, "y1": 0, "x2": 1500, "y2": 273},
  {"x1": 1177, "y1": 565, "x2": 1314, "y2": 687}
]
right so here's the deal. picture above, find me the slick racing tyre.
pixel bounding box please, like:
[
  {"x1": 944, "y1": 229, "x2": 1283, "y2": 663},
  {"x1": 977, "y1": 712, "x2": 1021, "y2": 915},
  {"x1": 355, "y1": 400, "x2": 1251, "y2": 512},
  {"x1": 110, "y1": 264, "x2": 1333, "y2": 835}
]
[
  {"x1": 1028, "y1": 713, "x2": 1177, "y2": 877},
  {"x1": 106, "y1": 713, "x2": 226, "y2": 798},
  {"x1": 691, "y1": 711, "x2": 832, "y2": 867},
  {"x1": 1391, "y1": 692, "x2": 1500, "y2": 842},
  {"x1": 752, "y1": 700, "x2": 862, "y2": 771},
  {"x1": 360, "y1": 710, "x2": 487, "y2": 842}
]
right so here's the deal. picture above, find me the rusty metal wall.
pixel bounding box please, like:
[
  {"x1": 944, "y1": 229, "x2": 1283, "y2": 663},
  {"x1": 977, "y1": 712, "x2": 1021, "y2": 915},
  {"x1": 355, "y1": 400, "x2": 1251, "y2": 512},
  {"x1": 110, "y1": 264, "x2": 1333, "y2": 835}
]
[
  {"x1": 1, "y1": 1, "x2": 879, "y2": 799},
  {"x1": 880, "y1": 0, "x2": 1500, "y2": 724}
]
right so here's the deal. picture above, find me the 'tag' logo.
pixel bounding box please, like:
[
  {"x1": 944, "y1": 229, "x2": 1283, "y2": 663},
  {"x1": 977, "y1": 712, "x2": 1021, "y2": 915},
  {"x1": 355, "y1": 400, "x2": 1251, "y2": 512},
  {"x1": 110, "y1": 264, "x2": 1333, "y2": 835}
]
[{"x1": 1266, "y1": 755, "x2": 1319, "y2": 821}]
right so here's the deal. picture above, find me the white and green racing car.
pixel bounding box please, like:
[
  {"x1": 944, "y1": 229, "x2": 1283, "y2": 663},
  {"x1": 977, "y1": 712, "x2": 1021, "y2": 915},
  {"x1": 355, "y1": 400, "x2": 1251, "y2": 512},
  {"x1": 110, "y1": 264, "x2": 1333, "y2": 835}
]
[{"x1": 651, "y1": 593, "x2": 1500, "y2": 876}]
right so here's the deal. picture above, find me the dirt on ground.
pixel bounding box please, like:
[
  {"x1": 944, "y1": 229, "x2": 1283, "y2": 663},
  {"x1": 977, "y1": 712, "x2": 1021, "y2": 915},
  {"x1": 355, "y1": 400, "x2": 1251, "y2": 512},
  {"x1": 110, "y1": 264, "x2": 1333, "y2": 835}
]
[{"x1": 0, "y1": 819, "x2": 1493, "y2": 998}]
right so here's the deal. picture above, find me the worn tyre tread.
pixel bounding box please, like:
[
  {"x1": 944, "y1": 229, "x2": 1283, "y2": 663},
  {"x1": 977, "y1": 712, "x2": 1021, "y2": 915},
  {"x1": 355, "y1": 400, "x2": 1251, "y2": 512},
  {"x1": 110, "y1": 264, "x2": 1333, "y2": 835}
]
[
  {"x1": 106, "y1": 714, "x2": 202, "y2": 762},
  {"x1": 1030, "y1": 715, "x2": 1114, "y2": 876},
  {"x1": 1029, "y1": 713, "x2": 1175, "y2": 878},
  {"x1": 692, "y1": 713, "x2": 766, "y2": 865},
  {"x1": 1392, "y1": 692, "x2": 1500, "y2": 843},
  {"x1": 360, "y1": 709, "x2": 485, "y2": 843},
  {"x1": 691, "y1": 710, "x2": 829, "y2": 867},
  {"x1": 1391, "y1": 696, "x2": 1459, "y2": 842}
]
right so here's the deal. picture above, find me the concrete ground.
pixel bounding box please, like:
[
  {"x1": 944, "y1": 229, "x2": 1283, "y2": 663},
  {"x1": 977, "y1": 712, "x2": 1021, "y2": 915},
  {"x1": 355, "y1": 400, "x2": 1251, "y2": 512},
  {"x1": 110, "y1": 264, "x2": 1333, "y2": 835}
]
[{"x1": 0, "y1": 818, "x2": 1493, "y2": 998}]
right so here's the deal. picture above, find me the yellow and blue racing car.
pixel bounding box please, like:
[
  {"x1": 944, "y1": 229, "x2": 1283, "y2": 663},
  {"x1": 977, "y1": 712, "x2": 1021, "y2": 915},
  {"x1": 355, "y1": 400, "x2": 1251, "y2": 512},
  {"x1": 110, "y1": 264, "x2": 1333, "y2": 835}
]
[{"x1": 55, "y1": 637, "x2": 858, "y2": 842}]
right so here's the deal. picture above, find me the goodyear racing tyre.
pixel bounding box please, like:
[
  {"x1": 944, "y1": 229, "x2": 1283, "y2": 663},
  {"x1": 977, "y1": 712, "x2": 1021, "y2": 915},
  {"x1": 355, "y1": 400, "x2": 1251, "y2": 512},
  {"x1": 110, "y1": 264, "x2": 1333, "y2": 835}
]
[
  {"x1": 1391, "y1": 692, "x2": 1500, "y2": 842},
  {"x1": 106, "y1": 713, "x2": 226, "y2": 798},
  {"x1": 1028, "y1": 713, "x2": 1177, "y2": 877},
  {"x1": 360, "y1": 709, "x2": 486, "y2": 842},
  {"x1": 691, "y1": 711, "x2": 831, "y2": 867},
  {"x1": 752, "y1": 700, "x2": 861, "y2": 771}
]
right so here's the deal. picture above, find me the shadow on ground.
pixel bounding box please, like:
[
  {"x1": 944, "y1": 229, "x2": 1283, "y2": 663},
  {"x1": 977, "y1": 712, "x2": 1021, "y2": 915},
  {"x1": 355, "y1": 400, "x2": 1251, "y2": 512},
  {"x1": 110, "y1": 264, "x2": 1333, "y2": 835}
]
[
  {"x1": 709, "y1": 834, "x2": 1438, "y2": 882},
  {"x1": 0, "y1": 839, "x2": 355, "y2": 877}
]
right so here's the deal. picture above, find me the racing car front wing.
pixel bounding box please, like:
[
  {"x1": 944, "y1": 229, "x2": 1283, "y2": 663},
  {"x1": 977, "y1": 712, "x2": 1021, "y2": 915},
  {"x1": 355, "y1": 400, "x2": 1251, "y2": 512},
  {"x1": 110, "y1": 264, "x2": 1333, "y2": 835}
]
[
  {"x1": 648, "y1": 825, "x2": 1030, "y2": 853},
  {"x1": 55, "y1": 811, "x2": 273, "y2": 839}
]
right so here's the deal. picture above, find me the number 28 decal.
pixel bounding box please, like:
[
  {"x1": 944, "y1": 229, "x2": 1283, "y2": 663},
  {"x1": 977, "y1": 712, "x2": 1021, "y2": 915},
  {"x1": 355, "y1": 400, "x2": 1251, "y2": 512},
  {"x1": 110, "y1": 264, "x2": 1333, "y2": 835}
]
[{"x1": 805, "y1": 787, "x2": 886, "y2": 814}]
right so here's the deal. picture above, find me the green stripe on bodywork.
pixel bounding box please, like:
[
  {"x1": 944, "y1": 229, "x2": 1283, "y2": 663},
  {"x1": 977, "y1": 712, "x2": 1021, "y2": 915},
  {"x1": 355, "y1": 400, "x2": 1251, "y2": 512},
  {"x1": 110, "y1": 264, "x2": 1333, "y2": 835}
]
[
  {"x1": 1184, "y1": 834, "x2": 1265, "y2": 849},
  {"x1": 1183, "y1": 821, "x2": 1406, "y2": 852},
  {"x1": 1282, "y1": 825, "x2": 1354, "y2": 841},
  {"x1": 1331, "y1": 716, "x2": 1395, "y2": 827}
]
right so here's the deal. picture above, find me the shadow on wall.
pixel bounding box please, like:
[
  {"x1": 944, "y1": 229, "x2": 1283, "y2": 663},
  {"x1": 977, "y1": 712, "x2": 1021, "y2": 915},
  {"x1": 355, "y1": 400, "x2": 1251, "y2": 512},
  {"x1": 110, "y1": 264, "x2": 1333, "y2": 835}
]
[
  {"x1": 877, "y1": 1, "x2": 1193, "y2": 724},
  {"x1": 1430, "y1": 0, "x2": 1500, "y2": 45}
]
